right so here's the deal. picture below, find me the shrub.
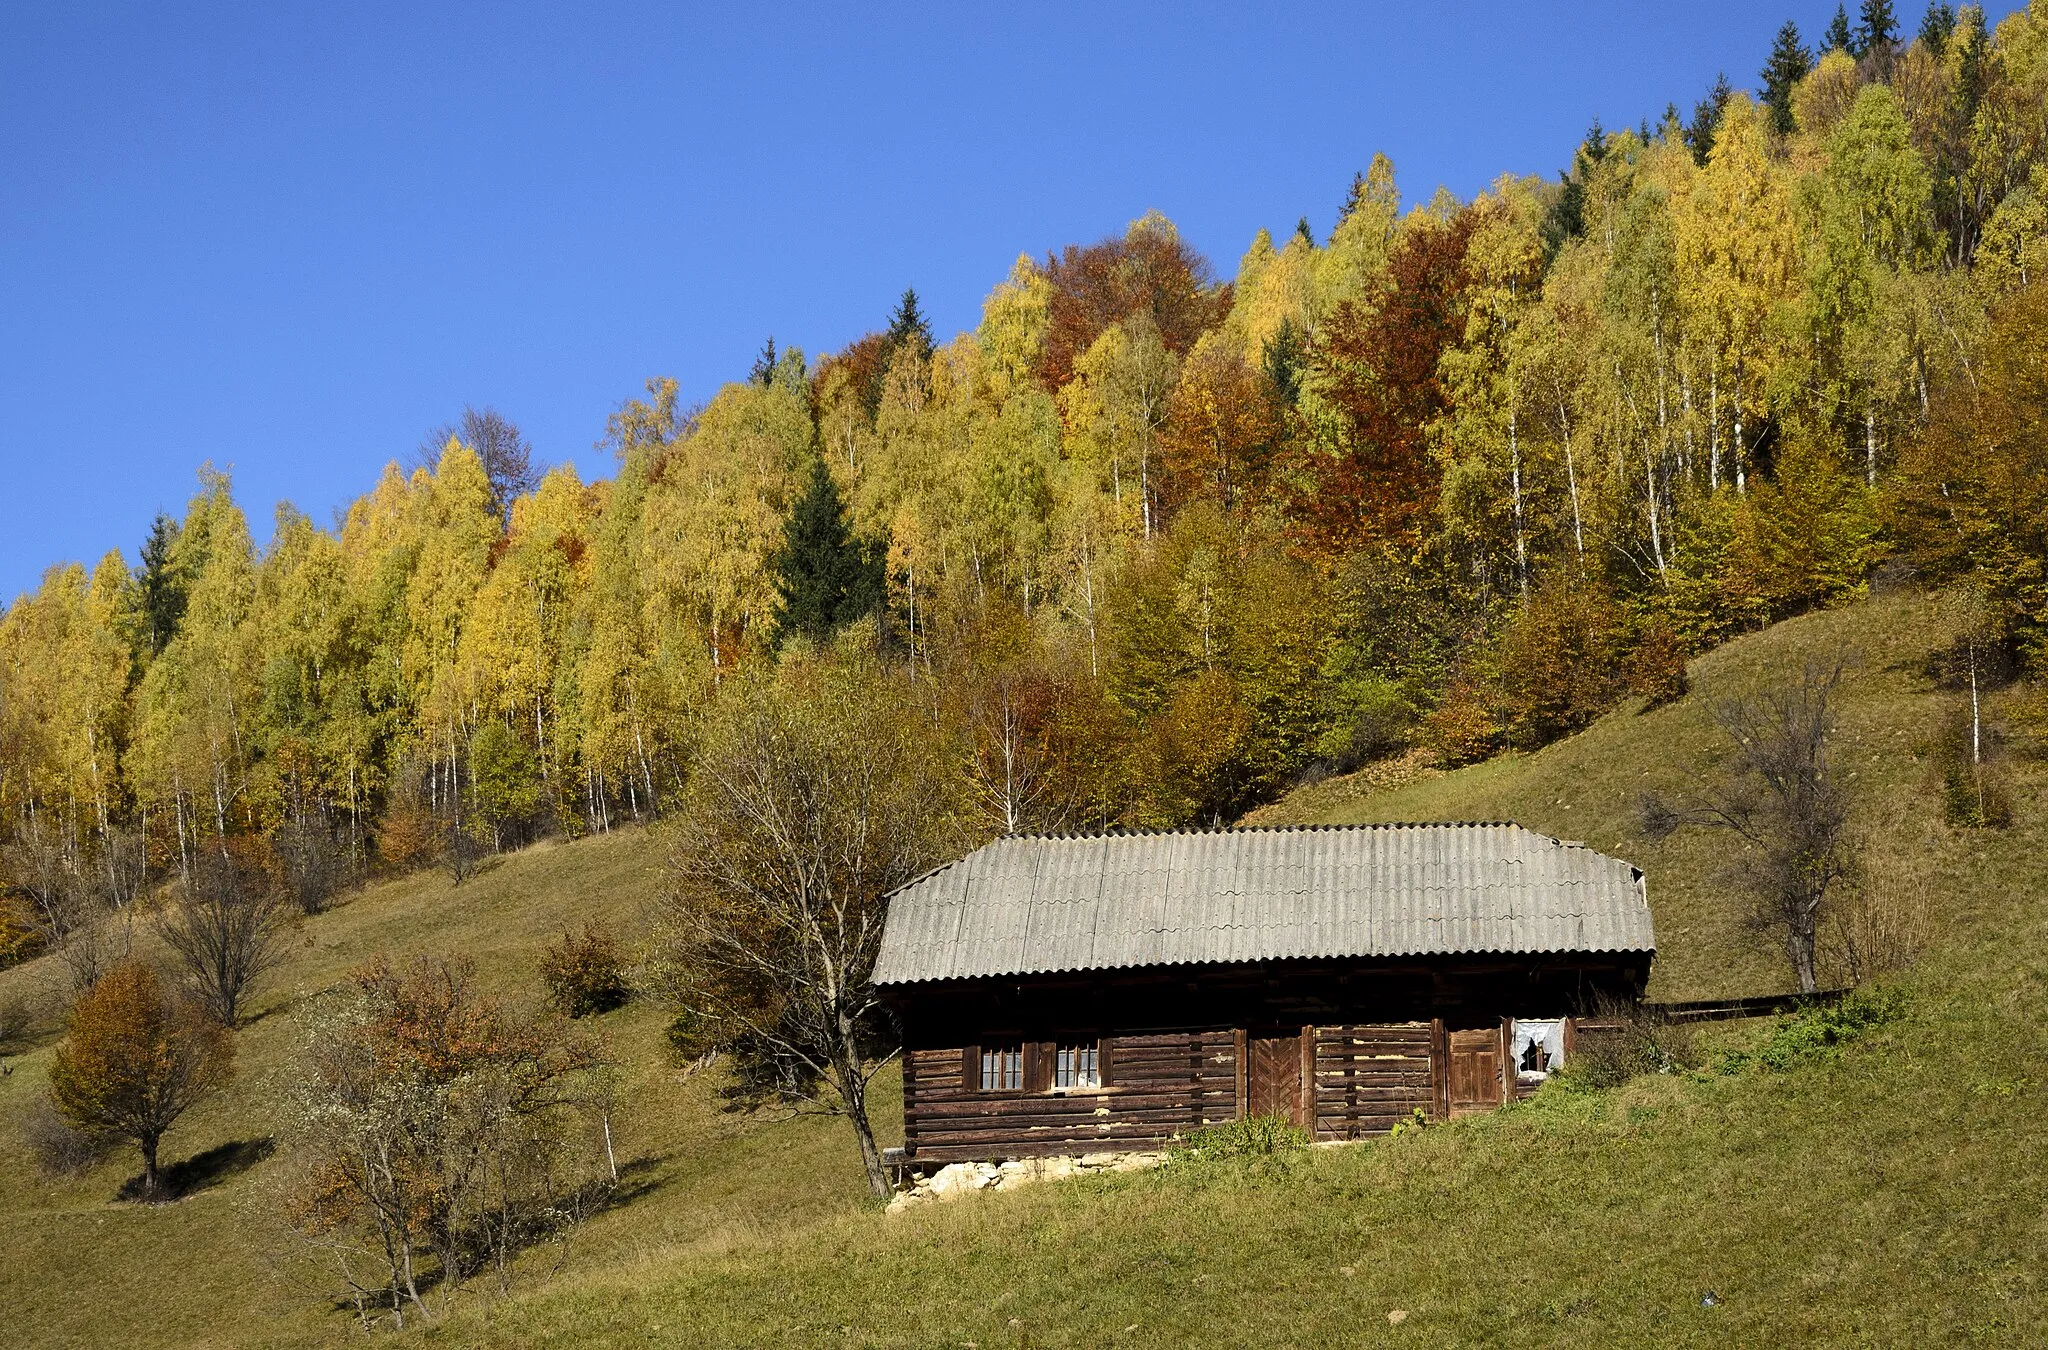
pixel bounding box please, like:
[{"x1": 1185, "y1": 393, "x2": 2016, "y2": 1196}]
[
  {"x1": 1424, "y1": 677, "x2": 1504, "y2": 766},
  {"x1": 1167, "y1": 1113, "x2": 1310, "y2": 1163},
  {"x1": 375, "y1": 802, "x2": 440, "y2": 874},
  {"x1": 1820, "y1": 883, "x2": 1930, "y2": 986},
  {"x1": 0, "y1": 892, "x2": 46, "y2": 969},
  {"x1": 1566, "y1": 995, "x2": 1698, "y2": 1088},
  {"x1": 1931, "y1": 703, "x2": 2013, "y2": 828},
  {"x1": 24, "y1": 1097, "x2": 111, "y2": 1178},
  {"x1": 1750, "y1": 989, "x2": 1904, "y2": 1072},
  {"x1": 541, "y1": 925, "x2": 632, "y2": 1018},
  {"x1": 284, "y1": 955, "x2": 612, "y2": 1329},
  {"x1": 1494, "y1": 580, "x2": 1626, "y2": 748},
  {"x1": 271, "y1": 817, "x2": 351, "y2": 914},
  {"x1": 1627, "y1": 621, "x2": 1691, "y2": 706}
]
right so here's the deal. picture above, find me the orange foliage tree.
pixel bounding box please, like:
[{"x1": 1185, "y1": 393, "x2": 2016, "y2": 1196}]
[{"x1": 48, "y1": 961, "x2": 233, "y2": 1200}]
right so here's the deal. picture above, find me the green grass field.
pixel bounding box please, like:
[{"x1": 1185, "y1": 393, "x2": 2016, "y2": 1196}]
[{"x1": 3, "y1": 585, "x2": 2044, "y2": 1346}]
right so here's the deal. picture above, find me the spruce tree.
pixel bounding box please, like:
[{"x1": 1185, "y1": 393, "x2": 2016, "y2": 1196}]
[
  {"x1": 883, "y1": 287, "x2": 934, "y2": 368},
  {"x1": 769, "y1": 457, "x2": 885, "y2": 647},
  {"x1": 1858, "y1": 0, "x2": 1899, "y2": 56},
  {"x1": 1919, "y1": 3, "x2": 1957, "y2": 55},
  {"x1": 1826, "y1": 3, "x2": 1855, "y2": 52},
  {"x1": 135, "y1": 512, "x2": 186, "y2": 657},
  {"x1": 750, "y1": 337, "x2": 778, "y2": 387},
  {"x1": 1955, "y1": 5, "x2": 1989, "y2": 119},
  {"x1": 1761, "y1": 22, "x2": 1813, "y2": 135},
  {"x1": 1338, "y1": 170, "x2": 1368, "y2": 224},
  {"x1": 1684, "y1": 75, "x2": 1733, "y2": 166},
  {"x1": 1293, "y1": 216, "x2": 1315, "y2": 246}
]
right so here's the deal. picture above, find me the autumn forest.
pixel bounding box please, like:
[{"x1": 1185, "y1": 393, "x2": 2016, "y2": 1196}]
[{"x1": 5, "y1": 1, "x2": 2048, "y2": 958}]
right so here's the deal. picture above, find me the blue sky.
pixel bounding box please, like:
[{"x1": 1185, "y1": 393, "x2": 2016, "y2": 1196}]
[{"x1": 0, "y1": 2, "x2": 2011, "y2": 599}]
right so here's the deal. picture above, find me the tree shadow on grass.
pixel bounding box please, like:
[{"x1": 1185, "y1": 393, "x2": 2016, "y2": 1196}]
[{"x1": 116, "y1": 1136, "x2": 276, "y2": 1203}]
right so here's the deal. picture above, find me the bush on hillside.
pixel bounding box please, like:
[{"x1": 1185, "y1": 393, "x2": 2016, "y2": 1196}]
[
  {"x1": 1719, "y1": 989, "x2": 1906, "y2": 1073},
  {"x1": 541, "y1": 925, "x2": 632, "y2": 1018},
  {"x1": 1494, "y1": 579, "x2": 1626, "y2": 748},
  {"x1": 1627, "y1": 621, "x2": 1692, "y2": 706},
  {"x1": 1820, "y1": 882, "x2": 1930, "y2": 986},
  {"x1": 1566, "y1": 994, "x2": 1698, "y2": 1088},
  {"x1": 1424, "y1": 677, "x2": 1504, "y2": 766},
  {"x1": 24, "y1": 1097, "x2": 111, "y2": 1178},
  {"x1": 1167, "y1": 1114, "x2": 1310, "y2": 1163}
]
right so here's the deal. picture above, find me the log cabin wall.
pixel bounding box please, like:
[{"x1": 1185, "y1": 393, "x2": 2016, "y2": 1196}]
[
  {"x1": 890, "y1": 958, "x2": 1637, "y2": 1163},
  {"x1": 903, "y1": 1031, "x2": 1239, "y2": 1163},
  {"x1": 1312, "y1": 1023, "x2": 1436, "y2": 1140}
]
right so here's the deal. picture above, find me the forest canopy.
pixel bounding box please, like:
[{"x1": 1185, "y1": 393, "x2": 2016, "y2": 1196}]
[{"x1": 5, "y1": 2, "x2": 2048, "y2": 949}]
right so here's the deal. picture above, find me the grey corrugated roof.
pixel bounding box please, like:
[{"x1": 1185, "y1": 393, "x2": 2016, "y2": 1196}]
[{"x1": 871, "y1": 822, "x2": 1653, "y2": 986}]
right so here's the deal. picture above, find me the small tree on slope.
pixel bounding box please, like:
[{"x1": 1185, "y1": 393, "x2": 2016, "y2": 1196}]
[
  {"x1": 1643, "y1": 659, "x2": 1857, "y2": 994},
  {"x1": 658, "y1": 655, "x2": 956, "y2": 1197},
  {"x1": 48, "y1": 961, "x2": 233, "y2": 1200}
]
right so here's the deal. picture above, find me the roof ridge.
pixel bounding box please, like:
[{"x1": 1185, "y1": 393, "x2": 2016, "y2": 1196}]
[{"x1": 998, "y1": 819, "x2": 1532, "y2": 841}]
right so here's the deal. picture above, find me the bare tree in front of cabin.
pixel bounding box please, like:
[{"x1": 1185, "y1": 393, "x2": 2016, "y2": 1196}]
[
  {"x1": 658, "y1": 654, "x2": 957, "y2": 1197},
  {"x1": 1643, "y1": 659, "x2": 1856, "y2": 994}
]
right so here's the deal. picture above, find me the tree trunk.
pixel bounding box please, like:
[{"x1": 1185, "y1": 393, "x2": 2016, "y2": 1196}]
[
  {"x1": 141, "y1": 1135, "x2": 160, "y2": 1201},
  {"x1": 1788, "y1": 924, "x2": 1819, "y2": 995},
  {"x1": 832, "y1": 1023, "x2": 891, "y2": 1198}
]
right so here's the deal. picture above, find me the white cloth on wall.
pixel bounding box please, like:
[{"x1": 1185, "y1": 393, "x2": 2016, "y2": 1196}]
[{"x1": 1511, "y1": 1019, "x2": 1567, "y2": 1079}]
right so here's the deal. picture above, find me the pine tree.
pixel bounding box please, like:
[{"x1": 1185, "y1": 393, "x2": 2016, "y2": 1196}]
[
  {"x1": 1684, "y1": 74, "x2": 1734, "y2": 166},
  {"x1": 1761, "y1": 22, "x2": 1813, "y2": 135},
  {"x1": 884, "y1": 287, "x2": 934, "y2": 368},
  {"x1": 1857, "y1": 0, "x2": 1898, "y2": 57},
  {"x1": 1919, "y1": 3, "x2": 1957, "y2": 54},
  {"x1": 1826, "y1": 4, "x2": 1855, "y2": 52},
  {"x1": 135, "y1": 512, "x2": 186, "y2": 657},
  {"x1": 750, "y1": 337, "x2": 778, "y2": 387},
  {"x1": 769, "y1": 458, "x2": 885, "y2": 647}
]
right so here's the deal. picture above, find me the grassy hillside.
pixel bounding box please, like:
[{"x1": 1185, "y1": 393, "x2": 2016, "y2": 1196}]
[
  {"x1": 4, "y1": 585, "x2": 2047, "y2": 1345},
  {"x1": 0, "y1": 830, "x2": 896, "y2": 1348}
]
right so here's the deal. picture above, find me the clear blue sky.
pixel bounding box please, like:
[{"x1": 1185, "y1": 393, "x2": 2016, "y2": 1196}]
[{"x1": 0, "y1": 2, "x2": 2009, "y2": 600}]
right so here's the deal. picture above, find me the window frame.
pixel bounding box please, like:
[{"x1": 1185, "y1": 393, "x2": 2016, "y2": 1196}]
[{"x1": 963, "y1": 1037, "x2": 1115, "y2": 1094}]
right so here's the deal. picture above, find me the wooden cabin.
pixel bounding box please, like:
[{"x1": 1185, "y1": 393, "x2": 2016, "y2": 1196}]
[{"x1": 872, "y1": 822, "x2": 1655, "y2": 1165}]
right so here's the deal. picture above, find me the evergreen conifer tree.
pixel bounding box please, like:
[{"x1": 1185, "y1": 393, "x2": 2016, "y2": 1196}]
[
  {"x1": 1761, "y1": 22, "x2": 1813, "y2": 135},
  {"x1": 1293, "y1": 216, "x2": 1315, "y2": 246},
  {"x1": 1857, "y1": 0, "x2": 1898, "y2": 56},
  {"x1": 883, "y1": 288, "x2": 934, "y2": 368},
  {"x1": 1338, "y1": 170, "x2": 1368, "y2": 224},
  {"x1": 1954, "y1": 5, "x2": 1989, "y2": 119},
  {"x1": 769, "y1": 457, "x2": 885, "y2": 647},
  {"x1": 1826, "y1": 3, "x2": 1855, "y2": 52},
  {"x1": 135, "y1": 512, "x2": 186, "y2": 657},
  {"x1": 1684, "y1": 74, "x2": 1734, "y2": 166},
  {"x1": 750, "y1": 337, "x2": 778, "y2": 387},
  {"x1": 1919, "y1": 3, "x2": 1957, "y2": 54}
]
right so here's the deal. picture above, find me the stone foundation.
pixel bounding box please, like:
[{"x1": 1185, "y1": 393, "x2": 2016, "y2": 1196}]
[{"x1": 884, "y1": 1150, "x2": 1163, "y2": 1215}]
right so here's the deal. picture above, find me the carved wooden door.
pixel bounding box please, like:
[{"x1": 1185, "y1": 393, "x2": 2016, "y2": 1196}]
[{"x1": 1247, "y1": 1031, "x2": 1304, "y2": 1126}]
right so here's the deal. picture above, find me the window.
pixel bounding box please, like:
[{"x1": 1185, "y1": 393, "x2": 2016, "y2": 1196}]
[
  {"x1": 1511, "y1": 1019, "x2": 1565, "y2": 1081},
  {"x1": 980, "y1": 1046, "x2": 1023, "y2": 1091},
  {"x1": 1054, "y1": 1044, "x2": 1100, "y2": 1089}
]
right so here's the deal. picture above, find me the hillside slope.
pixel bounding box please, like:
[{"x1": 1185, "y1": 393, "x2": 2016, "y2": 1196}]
[{"x1": 1, "y1": 586, "x2": 2044, "y2": 1346}]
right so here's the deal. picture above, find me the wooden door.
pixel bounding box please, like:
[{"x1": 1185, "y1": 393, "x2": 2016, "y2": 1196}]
[
  {"x1": 1247, "y1": 1031, "x2": 1304, "y2": 1125},
  {"x1": 1446, "y1": 1027, "x2": 1505, "y2": 1117}
]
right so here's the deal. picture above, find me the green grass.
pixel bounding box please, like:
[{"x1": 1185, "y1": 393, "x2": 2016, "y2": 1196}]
[{"x1": 5, "y1": 585, "x2": 2048, "y2": 1346}]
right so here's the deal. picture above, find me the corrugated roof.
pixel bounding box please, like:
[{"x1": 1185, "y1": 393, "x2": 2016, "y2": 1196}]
[{"x1": 871, "y1": 822, "x2": 1653, "y2": 986}]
